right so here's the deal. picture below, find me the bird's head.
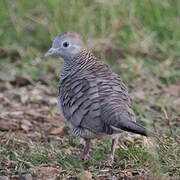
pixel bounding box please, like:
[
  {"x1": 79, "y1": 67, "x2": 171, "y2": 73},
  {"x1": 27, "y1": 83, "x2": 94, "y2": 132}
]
[{"x1": 44, "y1": 32, "x2": 85, "y2": 60}]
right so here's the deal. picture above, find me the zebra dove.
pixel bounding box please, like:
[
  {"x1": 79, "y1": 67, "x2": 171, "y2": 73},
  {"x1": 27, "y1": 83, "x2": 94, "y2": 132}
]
[{"x1": 44, "y1": 32, "x2": 152, "y2": 163}]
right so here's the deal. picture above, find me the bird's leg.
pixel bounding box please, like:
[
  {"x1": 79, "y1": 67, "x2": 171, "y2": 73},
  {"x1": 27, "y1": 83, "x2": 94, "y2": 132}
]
[
  {"x1": 106, "y1": 136, "x2": 119, "y2": 164},
  {"x1": 81, "y1": 139, "x2": 91, "y2": 160}
]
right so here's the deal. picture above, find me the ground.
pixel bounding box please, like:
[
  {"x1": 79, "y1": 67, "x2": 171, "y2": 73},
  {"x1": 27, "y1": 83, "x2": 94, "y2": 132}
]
[{"x1": 0, "y1": 0, "x2": 179, "y2": 179}]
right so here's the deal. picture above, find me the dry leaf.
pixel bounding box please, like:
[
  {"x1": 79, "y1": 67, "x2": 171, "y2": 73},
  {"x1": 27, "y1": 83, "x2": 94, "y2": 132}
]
[
  {"x1": 0, "y1": 46, "x2": 21, "y2": 61},
  {"x1": 61, "y1": 148, "x2": 71, "y2": 154},
  {"x1": 32, "y1": 166, "x2": 61, "y2": 180},
  {"x1": 10, "y1": 76, "x2": 31, "y2": 87},
  {"x1": 165, "y1": 83, "x2": 180, "y2": 96},
  {"x1": 21, "y1": 119, "x2": 33, "y2": 131},
  {"x1": 0, "y1": 120, "x2": 20, "y2": 131},
  {"x1": 50, "y1": 126, "x2": 65, "y2": 135},
  {"x1": 79, "y1": 170, "x2": 92, "y2": 180},
  {"x1": 27, "y1": 132, "x2": 41, "y2": 140}
]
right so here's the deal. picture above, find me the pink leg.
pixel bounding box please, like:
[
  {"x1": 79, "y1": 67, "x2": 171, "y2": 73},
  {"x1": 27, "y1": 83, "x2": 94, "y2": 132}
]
[
  {"x1": 81, "y1": 139, "x2": 91, "y2": 160},
  {"x1": 106, "y1": 137, "x2": 118, "y2": 164}
]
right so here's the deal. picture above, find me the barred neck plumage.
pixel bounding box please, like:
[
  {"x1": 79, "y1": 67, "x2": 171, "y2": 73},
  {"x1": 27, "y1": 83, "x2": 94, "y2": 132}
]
[{"x1": 61, "y1": 50, "x2": 97, "y2": 78}]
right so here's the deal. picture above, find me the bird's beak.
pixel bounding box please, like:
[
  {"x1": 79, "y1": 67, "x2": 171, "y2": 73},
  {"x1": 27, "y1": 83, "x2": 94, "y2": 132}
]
[{"x1": 44, "y1": 48, "x2": 58, "y2": 57}]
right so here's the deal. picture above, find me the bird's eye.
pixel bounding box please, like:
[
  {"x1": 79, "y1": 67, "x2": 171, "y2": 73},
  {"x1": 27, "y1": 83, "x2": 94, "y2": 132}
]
[{"x1": 62, "y1": 41, "x2": 69, "y2": 48}]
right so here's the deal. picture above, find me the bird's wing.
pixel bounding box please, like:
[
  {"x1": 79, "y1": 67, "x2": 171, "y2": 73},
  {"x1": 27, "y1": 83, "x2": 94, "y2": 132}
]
[
  {"x1": 92, "y1": 61, "x2": 149, "y2": 136},
  {"x1": 59, "y1": 72, "x2": 104, "y2": 133}
]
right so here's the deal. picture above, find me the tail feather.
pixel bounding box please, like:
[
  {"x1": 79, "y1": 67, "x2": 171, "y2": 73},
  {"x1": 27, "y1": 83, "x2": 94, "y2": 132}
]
[{"x1": 111, "y1": 121, "x2": 151, "y2": 136}]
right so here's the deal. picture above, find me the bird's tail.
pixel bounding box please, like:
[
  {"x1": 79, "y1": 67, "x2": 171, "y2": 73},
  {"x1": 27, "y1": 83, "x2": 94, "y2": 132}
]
[{"x1": 111, "y1": 121, "x2": 152, "y2": 136}]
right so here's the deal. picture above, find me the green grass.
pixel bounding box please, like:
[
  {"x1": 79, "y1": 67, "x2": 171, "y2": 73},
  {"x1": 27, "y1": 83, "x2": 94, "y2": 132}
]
[
  {"x1": 0, "y1": 0, "x2": 179, "y2": 179},
  {"x1": 0, "y1": 0, "x2": 179, "y2": 85},
  {"x1": 0, "y1": 136, "x2": 179, "y2": 177},
  {"x1": 0, "y1": 0, "x2": 179, "y2": 55}
]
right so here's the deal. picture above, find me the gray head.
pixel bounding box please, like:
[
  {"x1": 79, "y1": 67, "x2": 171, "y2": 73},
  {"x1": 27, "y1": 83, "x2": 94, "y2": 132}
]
[{"x1": 44, "y1": 32, "x2": 85, "y2": 60}]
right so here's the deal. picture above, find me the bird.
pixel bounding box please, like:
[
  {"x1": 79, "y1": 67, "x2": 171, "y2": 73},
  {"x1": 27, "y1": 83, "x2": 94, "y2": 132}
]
[{"x1": 44, "y1": 32, "x2": 152, "y2": 163}]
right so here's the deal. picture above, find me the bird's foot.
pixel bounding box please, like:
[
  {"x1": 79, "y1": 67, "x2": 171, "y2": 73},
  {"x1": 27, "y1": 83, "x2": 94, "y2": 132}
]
[
  {"x1": 81, "y1": 152, "x2": 90, "y2": 160},
  {"x1": 81, "y1": 139, "x2": 91, "y2": 160}
]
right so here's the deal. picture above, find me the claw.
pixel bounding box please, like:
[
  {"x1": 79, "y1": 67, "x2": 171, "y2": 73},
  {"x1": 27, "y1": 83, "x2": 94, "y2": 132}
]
[{"x1": 81, "y1": 152, "x2": 89, "y2": 160}]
